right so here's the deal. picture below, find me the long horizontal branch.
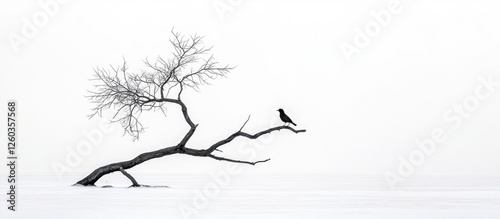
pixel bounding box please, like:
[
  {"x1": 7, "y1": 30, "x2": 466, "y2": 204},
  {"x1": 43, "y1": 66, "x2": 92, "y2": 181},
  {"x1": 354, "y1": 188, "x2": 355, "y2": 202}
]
[{"x1": 206, "y1": 126, "x2": 306, "y2": 154}]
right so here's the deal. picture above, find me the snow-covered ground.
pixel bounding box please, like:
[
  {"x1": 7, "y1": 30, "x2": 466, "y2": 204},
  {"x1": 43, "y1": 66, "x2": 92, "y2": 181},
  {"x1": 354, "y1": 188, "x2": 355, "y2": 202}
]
[{"x1": 2, "y1": 174, "x2": 500, "y2": 219}]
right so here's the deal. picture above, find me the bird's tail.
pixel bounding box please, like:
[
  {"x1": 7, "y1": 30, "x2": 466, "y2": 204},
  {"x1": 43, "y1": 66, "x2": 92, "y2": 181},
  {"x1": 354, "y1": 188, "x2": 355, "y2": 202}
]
[{"x1": 291, "y1": 122, "x2": 297, "y2": 126}]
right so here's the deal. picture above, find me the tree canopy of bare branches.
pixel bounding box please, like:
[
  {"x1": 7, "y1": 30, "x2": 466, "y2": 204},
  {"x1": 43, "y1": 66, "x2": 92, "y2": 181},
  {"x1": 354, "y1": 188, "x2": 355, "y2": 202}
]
[
  {"x1": 76, "y1": 31, "x2": 306, "y2": 187},
  {"x1": 88, "y1": 31, "x2": 231, "y2": 140}
]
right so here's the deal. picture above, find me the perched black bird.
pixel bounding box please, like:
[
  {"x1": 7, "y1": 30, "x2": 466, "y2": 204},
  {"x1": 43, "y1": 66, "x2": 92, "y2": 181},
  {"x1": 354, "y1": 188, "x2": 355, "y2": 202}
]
[{"x1": 277, "y1": 108, "x2": 297, "y2": 126}]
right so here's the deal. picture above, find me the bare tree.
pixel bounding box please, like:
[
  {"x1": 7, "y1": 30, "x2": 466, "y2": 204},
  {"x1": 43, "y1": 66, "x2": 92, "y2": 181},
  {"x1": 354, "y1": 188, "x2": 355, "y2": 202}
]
[{"x1": 75, "y1": 31, "x2": 306, "y2": 187}]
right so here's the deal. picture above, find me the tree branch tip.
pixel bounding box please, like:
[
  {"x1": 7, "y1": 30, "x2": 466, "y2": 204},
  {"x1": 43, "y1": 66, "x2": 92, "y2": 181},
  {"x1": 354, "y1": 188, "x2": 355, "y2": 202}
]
[{"x1": 254, "y1": 158, "x2": 271, "y2": 165}]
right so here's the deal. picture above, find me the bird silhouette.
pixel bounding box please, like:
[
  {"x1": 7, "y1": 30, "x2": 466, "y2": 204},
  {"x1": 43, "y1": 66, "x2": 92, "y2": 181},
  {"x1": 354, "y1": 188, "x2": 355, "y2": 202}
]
[{"x1": 277, "y1": 108, "x2": 297, "y2": 126}]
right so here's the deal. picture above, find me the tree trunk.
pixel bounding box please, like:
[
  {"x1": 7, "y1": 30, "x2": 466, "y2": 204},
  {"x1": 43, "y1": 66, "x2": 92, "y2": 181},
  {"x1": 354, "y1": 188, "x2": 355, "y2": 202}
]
[{"x1": 75, "y1": 145, "x2": 181, "y2": 186}]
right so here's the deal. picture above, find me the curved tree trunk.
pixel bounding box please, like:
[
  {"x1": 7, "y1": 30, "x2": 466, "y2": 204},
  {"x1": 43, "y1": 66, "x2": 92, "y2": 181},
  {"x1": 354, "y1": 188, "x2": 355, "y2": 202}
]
[
  {"x1": 76, "y1": 145, "x2": 180, "y2": 186},
  {"x1": 75, "y1": 125, "x2": 305, "y2": 186}
]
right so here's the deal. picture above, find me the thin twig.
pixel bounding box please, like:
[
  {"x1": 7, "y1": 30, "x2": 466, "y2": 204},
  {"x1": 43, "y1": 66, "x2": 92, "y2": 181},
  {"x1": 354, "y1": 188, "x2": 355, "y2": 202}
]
[{"x1": 239, "y1": 115, "x2": 251, "y2": 131}]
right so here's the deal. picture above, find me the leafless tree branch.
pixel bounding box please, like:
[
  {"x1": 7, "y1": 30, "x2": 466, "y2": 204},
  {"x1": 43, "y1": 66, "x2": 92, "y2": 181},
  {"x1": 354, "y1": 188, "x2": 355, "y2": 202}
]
[
  {"x1": 207, "y1": 154, "x2": 270, "y2": 165},
  {"x1": 239, "y1": 115, "x2": 251, "y2": 131},
  {"x1": 119, "y1": 167, "x2": 140, "y2": 187},
  {"x1": 206, "y1": 125, "x2": 306, "y2": 154}
]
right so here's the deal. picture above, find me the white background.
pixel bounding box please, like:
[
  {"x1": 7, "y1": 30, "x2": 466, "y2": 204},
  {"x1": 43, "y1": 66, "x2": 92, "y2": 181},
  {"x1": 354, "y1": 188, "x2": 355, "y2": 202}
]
[{"x1": 1, "y1": 0, "x2": 500, "y2": 181}]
